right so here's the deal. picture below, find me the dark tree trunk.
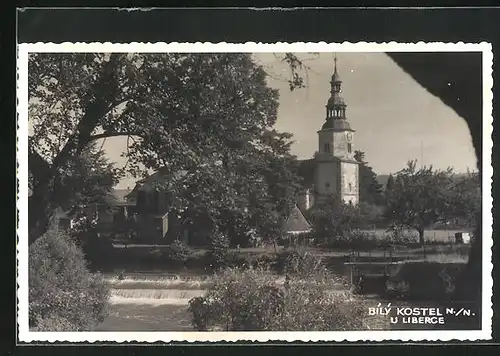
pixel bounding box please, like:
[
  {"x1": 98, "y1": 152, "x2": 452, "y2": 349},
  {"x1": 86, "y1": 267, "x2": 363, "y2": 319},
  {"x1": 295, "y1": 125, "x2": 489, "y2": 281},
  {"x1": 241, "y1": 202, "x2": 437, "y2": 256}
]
[
  {"x1": 28, "y1": 178, "x2": 55, "y2": 245},
  {"x1": 417, "y1": 227, "x2": 425, "y2": 246}
]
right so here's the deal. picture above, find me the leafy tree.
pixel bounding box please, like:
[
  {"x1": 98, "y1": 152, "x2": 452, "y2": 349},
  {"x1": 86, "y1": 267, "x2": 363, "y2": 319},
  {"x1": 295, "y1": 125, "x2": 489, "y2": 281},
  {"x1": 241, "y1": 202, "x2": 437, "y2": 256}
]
[
  {"x1": 28, "y1": 53, "x2": 300, "y2": 246},
  {"x1": 384, "y1": 160, "x2": 479, "y2": 245},
  {"x1": 64, "y1": 142, "x2": 122, "y2": 234},
  {"x1": 308, "y1": 194, "x2": 361, "y2": 242},
  {"x1": 385, "y1": 174, "x2": 395, "y2": 191},
  {"x1": 358, "y1": 202, "x2": 384, "y2": 229},
  {"x1": 444, "y1": 171, "x2": 481, "y2": 229},
  {"x1": 354, "y1": 150, "x2": 384, "y2": 206}
]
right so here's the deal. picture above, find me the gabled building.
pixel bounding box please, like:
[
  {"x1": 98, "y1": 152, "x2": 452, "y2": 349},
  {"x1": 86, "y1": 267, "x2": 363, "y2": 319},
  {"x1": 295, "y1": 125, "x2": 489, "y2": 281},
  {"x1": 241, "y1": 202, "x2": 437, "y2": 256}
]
[{"x1": 281, "y1": 205, "x2": 312, "y2": 235}]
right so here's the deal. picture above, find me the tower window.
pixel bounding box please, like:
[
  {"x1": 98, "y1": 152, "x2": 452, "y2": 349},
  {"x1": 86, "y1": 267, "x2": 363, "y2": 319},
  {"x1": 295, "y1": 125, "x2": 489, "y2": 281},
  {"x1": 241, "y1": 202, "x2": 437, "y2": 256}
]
[
  {"x1": 325, "y1": 182, "x2": 330, "y2": 189},
  {"x1": 324, "y1": 143, "x2": 331, "y2": 153},
  {"x1": 347, "y1": 143, "x2": 352, "y2": 153},
  {"x1": 349, "y1": 183, "x2": 352, "y2": 192}
]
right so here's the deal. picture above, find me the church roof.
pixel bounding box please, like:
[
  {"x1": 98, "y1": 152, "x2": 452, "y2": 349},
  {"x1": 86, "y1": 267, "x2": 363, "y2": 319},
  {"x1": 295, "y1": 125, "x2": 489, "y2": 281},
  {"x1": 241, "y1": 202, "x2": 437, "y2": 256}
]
[
  {"x1": 327, "y1": 95, "x2": 346, "y2": 106},
  {"x1": 336, "y1": 157, "x2": 360, "y2": 164},
  {"x1": 321, "y1": 118, "x2": 355, "y2": 131},
  {"x1": 282, "y1": 205, "x2": 311, "y2": 234},
  {"x1": 331, "y1": 70, "x2": 341, "y2": 83},
  {"x1": 331, "y1": 56, "x2": 341, "y2": 82}
]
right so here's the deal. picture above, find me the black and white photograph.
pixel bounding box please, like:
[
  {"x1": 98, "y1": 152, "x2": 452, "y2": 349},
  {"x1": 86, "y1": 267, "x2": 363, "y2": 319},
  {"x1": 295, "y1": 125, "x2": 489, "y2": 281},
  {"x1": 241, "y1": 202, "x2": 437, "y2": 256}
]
[{"x1": 17, "y1": 42, "x2": 493, "y2": 342}]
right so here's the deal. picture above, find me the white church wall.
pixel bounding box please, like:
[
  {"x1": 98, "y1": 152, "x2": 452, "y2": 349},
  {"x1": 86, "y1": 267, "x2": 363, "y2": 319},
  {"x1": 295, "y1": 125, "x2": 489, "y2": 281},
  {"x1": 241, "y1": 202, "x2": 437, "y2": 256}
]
[
  {"x1": 340, "y1": 161, "x2": 359, "y2": 205},
  {"x1": 333, "y1": 131, "x2": 348, "y2": 158}
]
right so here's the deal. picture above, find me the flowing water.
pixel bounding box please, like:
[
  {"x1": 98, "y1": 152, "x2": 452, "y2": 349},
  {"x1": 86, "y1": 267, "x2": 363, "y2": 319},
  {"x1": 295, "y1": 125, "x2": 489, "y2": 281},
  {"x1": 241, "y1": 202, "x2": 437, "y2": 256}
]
[
  {"x1": 111, "y1": 289, "x2": 205, "y2": 305},
  {"x1": 94, "y1": 275, "x2": 208, "y2": 331}
]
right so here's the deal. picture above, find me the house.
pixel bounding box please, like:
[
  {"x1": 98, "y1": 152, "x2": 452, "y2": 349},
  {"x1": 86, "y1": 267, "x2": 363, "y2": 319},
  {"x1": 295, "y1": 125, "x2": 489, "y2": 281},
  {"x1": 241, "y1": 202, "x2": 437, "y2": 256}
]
[
  {"x1": 123, "y1": 172, "x2": 172, "y2": 241},
  {"x1": 281, "y1": 205, "x2": 312, "y2": 235},
  {"x1": 117, "y1": 169, "x2": 202, "y2": 244},
  {"x1": 94, "y1": 188, "x2": 137, "y2": 236}
]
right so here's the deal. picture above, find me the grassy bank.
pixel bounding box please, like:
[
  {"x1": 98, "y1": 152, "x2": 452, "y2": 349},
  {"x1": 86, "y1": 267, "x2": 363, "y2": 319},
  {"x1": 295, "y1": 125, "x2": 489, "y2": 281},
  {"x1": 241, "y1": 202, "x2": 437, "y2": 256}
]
[{"x1": 100, "y1": 243, "x2": 469, "y2": 273}]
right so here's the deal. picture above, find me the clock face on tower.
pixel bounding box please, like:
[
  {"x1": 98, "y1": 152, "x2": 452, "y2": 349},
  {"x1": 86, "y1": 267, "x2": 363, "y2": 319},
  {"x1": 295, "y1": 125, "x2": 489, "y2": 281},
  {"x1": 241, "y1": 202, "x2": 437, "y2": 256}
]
[{"x1": 346, "y1": 132, "x2": 353, "y2": 142}]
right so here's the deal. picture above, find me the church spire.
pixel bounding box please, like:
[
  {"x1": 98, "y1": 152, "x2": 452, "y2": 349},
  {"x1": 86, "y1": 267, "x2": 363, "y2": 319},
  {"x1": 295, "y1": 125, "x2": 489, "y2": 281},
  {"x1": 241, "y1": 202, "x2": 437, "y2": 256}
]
[{"x1": 332, "y1": 54, "x2": 341, "y2": 83}]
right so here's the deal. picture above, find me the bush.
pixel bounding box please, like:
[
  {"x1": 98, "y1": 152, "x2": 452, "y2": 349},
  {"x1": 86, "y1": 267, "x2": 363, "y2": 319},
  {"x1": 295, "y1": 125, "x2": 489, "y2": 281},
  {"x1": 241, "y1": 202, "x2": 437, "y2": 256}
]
[
  {"x1": 29, "y1": 225, "x2": 110, "y2": 331},
  {"x1": 161, "y1": 239, "x2": 196, "y2": 267},
  {"x1": 30, "y1": 315, "x2": 79, "y2": 332},
  {"x1": 253, "y1": 252, "x2": 279, "y2": 271},
  {"x1": 207, "y1": 231, "x2": 231, "y2": 270},
  {"x1": 281, "y1": 250, "x2": 324, "y2": 276},
  {"x1": 187, "y1": 267, "x2": 365, "y2": 331},
  {"x1": 220, "y1": 250, "x2": 251, "y2": 269}
]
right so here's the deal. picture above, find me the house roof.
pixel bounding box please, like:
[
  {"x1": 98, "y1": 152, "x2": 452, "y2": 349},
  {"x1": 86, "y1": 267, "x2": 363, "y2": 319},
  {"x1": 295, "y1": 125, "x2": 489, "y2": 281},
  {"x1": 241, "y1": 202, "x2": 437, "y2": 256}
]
[
  {"x1": 136, "y1": 168, "x2": 188, "y2": 186},
  {"x1": 320, "y1": 118, "x2": 355, "y2": 131},
  {"x1": 108, "y1": 188, "x2": 133, "y2": 205},
  {"x1": 282, "y1": 205, "x2": 311, "y2": 234}
]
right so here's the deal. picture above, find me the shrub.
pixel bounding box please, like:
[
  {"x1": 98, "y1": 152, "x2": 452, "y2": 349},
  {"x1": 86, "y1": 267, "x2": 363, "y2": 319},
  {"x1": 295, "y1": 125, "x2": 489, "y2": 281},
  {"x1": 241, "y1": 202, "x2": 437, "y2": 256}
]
[
  {"x1": 30, "y1": 316, "x2": 79, "y2": 332},
  {"x1": 253, "y1": 252, "x2": 279, "y2": 271},
  {"x1": 207, "y1": 231, "x2": 231, "y2": 270},
  {"x1": 188, "y1": 268, "x2": 282, "y2": 331},
  {"x1": 282, "y1": 250, "x2": 324, "y2": 276},
  {"x1": 29, "y1": 225, "x2": 110, "y2": 331},
  {"x1": 187, "y1": 267, "x2": 365, "y2": 331},
  {"x1": 220, "y1": 250, "x2": 251, "y2": 269},
  {"x1": 161, "y1": 239, "x2": 196, "y2": 267},
  {"x1": 347, "y1": 230, "x2": 380, "y2": 251},
  {"x1": 268, "y1": 249, "x2": 327, "y2": 277}
]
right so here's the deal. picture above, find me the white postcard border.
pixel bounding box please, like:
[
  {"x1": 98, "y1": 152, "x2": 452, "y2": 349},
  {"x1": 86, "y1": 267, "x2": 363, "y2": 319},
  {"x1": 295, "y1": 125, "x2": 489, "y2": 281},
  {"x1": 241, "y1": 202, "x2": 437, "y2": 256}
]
[{"x1": 17, "y1": 41, "x2": 494, "y2": 343}]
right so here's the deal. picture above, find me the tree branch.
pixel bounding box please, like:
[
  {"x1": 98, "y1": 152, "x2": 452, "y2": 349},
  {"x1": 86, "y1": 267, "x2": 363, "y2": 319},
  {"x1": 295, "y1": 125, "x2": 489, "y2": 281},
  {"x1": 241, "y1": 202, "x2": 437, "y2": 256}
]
[
  {"x1": 28, "y1": 144, "x2": 51, "y2": 182},
  {"x1": 89, "y1": 131, "x2": 142, "y2": 141}
]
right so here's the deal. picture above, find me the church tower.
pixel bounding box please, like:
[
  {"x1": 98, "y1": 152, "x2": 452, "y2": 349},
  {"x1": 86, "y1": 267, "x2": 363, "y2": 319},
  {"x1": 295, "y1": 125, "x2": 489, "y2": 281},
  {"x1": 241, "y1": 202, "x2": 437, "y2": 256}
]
[{"x1": 314, "y1": 56, "x2": 359, "y2": 205}]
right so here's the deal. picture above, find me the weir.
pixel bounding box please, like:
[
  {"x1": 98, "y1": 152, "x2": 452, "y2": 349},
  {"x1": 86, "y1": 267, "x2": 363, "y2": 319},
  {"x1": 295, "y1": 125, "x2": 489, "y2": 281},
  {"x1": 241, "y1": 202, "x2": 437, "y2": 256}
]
[{"x1": 110, "y1": 289, "x2": 206, "y2": 305}]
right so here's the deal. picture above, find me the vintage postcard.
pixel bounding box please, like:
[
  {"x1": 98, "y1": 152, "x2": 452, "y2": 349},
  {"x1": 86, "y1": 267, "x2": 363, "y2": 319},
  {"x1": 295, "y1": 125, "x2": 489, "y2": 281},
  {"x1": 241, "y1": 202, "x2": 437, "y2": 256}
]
[{"x1": 17, "y1": 42, "x2": 493, "y2": 343}]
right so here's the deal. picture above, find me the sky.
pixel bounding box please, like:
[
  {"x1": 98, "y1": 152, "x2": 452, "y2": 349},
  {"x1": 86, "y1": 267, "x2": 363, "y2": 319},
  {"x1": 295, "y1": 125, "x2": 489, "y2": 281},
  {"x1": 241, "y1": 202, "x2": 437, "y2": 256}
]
[{"x1": 98, "y1": 52, "x2": 477, "y2": 189}]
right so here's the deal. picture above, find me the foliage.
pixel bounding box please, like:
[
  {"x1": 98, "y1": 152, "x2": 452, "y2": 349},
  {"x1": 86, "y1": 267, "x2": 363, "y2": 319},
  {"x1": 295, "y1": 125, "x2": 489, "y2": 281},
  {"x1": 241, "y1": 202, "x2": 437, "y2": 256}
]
[
  {"x1": 446, "y1": 171, "x2": 481, "y2": 228},
  {"x1": 66, "y1": 142, "x2": 122, "y2": 231},
  {"x1": 385, "y1": 174, "x2": 395, "y2": 192},
  {"x1": 308, "y1": 194, "x2": 361, "y2": 243},
  {"x1": 76, "y1": 230, "x2": 116, "y2": 271},
  {"x1": 279, "y1": 249, "x2": 326, "y2": 276},
  {"x1": 28, "y1": 53, "x2": 301, "y2": 247},
  {"x1": 384, "y1": 160, "x2": 480, "y2": 245},
  {"x1": 30, "y1": 315, "x2": 80, "y2": 332},
  {"x1": 281, "y1": 231, "x2": 315, "y2": 248},
  {"x1": 29, "y1": 224, "x2": 110, "y2": 331},
  {"x1": 354, "y1": 150, "x2": 384, "y2": 206},
  {"x1": 358, "y1": 202, "x2": 384, "y2": 228},
  {"x1": 267, "y1": 53, "x2": 320, "y2": 91},
  {"x1": 161, "y1": 239, "x2": 197, "y2": 267},
  {"x1": 187, "y1": 267, "x2": 364, "y2": 331},
  {"x1": 208, "y1": 230, "x2": 231, "y2": 270}
]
